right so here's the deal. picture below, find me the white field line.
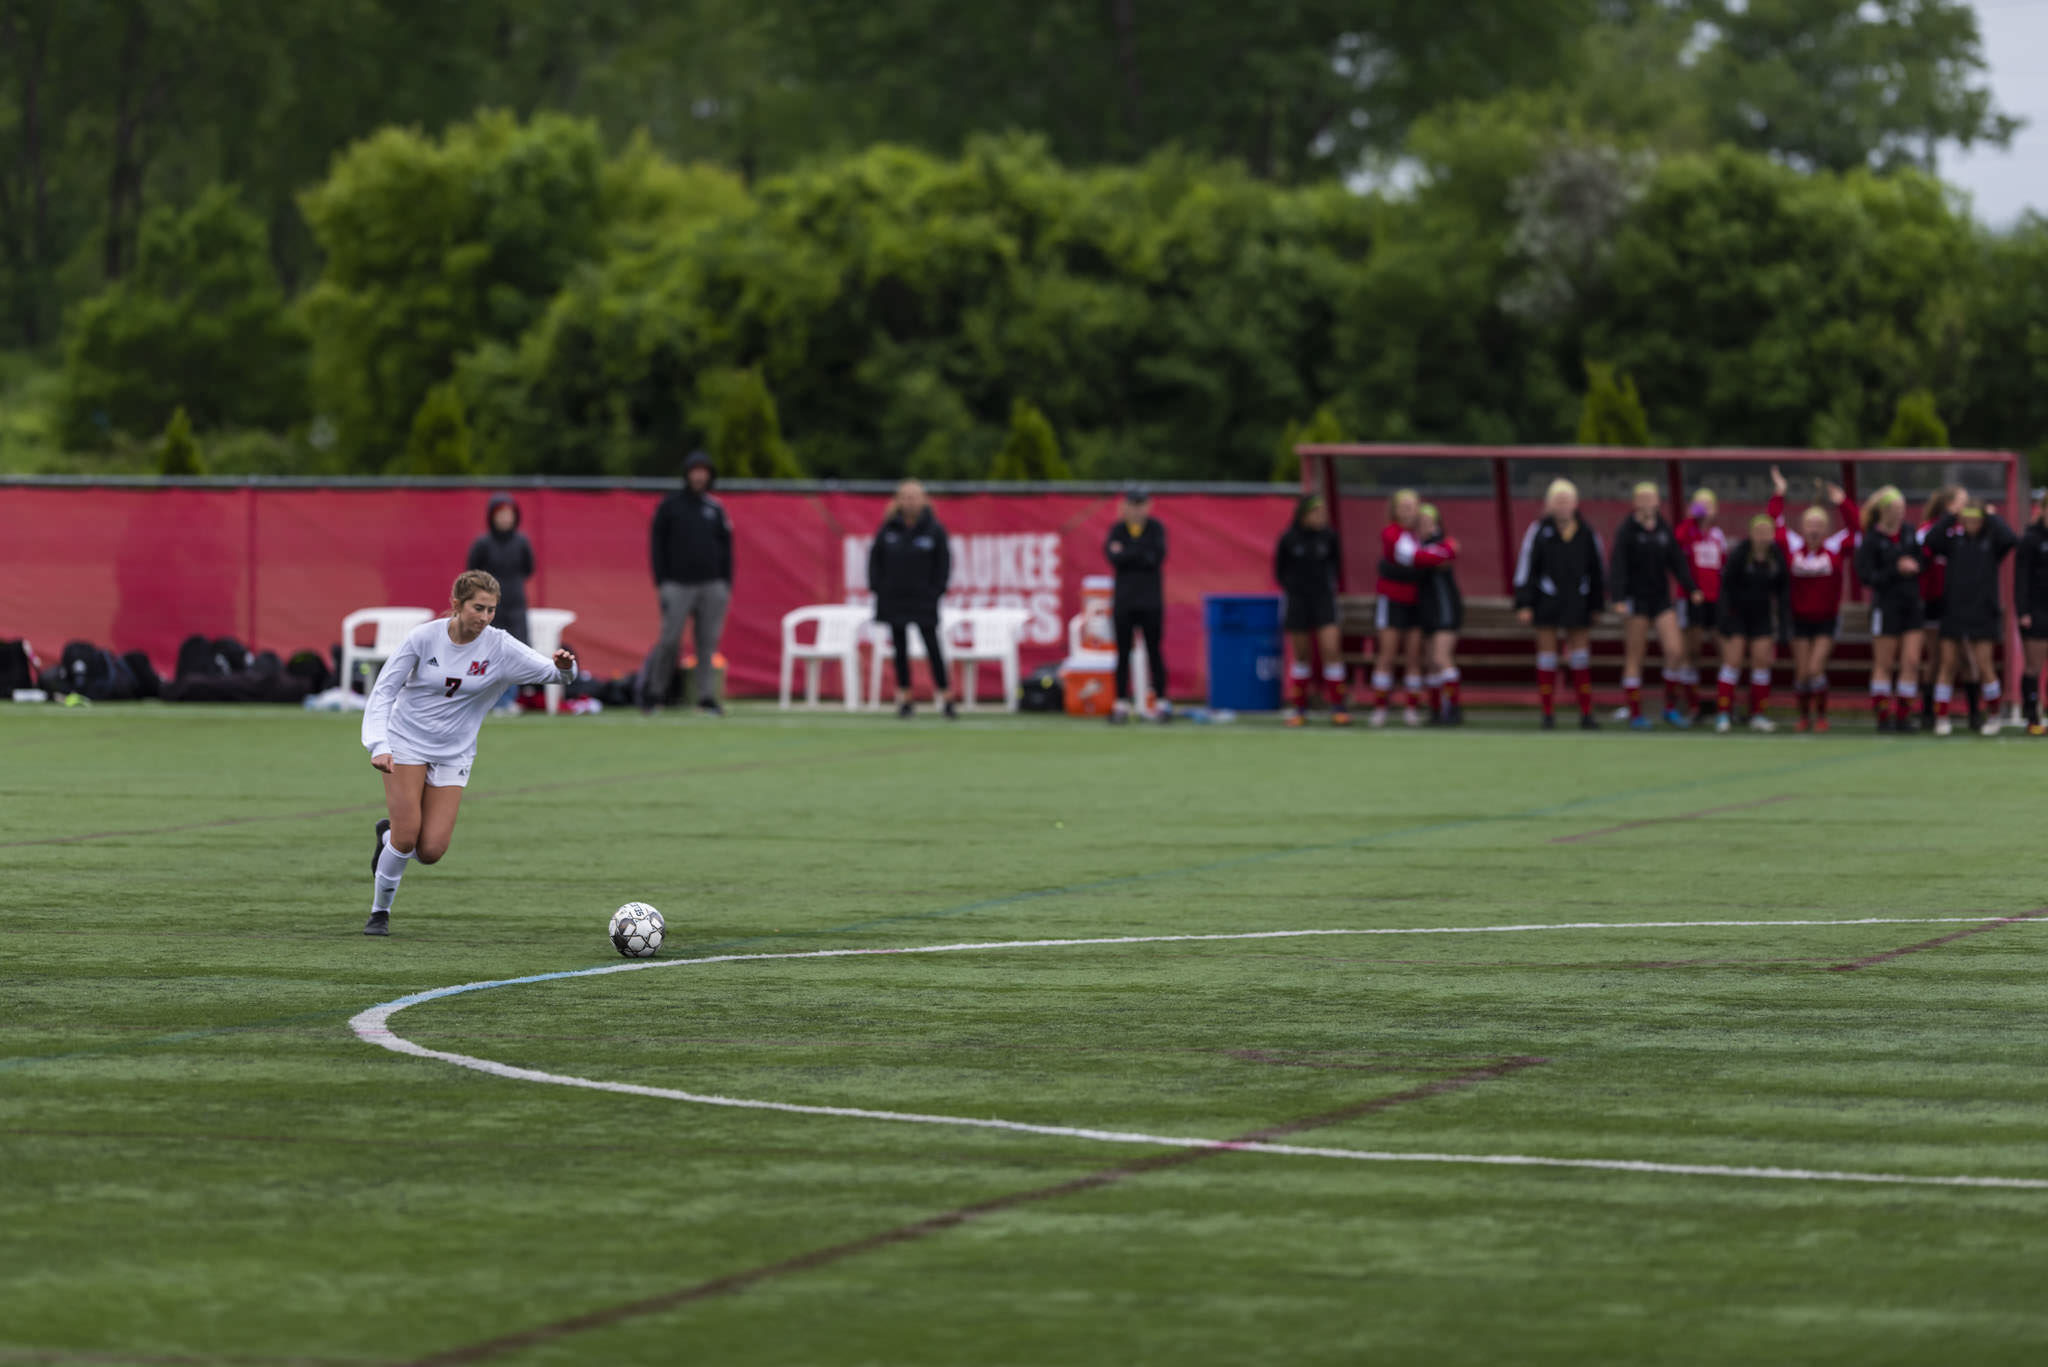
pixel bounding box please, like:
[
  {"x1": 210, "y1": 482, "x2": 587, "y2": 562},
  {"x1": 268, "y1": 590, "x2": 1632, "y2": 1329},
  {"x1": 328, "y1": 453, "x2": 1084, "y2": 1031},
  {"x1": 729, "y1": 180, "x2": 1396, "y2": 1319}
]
[{"x1": 348, "y1": 920, "x2": 2048, "y2": 1192}]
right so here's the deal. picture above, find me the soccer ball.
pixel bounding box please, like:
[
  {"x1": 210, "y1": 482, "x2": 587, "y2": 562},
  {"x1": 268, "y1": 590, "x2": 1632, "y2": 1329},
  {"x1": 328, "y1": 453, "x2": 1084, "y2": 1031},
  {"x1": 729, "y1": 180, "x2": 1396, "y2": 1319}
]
[{"x1": 608, "y1": 902, "x2": 665, "y2": 958}]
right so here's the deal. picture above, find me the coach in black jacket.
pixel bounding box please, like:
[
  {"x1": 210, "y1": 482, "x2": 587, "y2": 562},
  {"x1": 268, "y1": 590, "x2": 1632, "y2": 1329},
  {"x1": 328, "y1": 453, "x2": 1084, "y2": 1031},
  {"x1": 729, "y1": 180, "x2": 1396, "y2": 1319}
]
[
  {"x1": 466, "y1": 494, "x2": 535, "y2": 643},
  {"x1": 869, "y1": 480, "x2": 956, "y2": 718},
  {"x1": 644, "y1": 451, "x2": 734, "y2": 714},
  {"x1": 1105, "y1": 487, "x2": 1168, "y2": 719}
]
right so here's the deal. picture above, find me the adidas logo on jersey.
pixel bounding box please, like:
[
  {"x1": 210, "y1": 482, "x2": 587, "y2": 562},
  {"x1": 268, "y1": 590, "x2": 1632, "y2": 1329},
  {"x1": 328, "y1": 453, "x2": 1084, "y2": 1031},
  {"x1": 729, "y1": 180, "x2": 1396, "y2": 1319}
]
[{"x1": 427, "y1": 656, "x2": 439, "y2": 665}]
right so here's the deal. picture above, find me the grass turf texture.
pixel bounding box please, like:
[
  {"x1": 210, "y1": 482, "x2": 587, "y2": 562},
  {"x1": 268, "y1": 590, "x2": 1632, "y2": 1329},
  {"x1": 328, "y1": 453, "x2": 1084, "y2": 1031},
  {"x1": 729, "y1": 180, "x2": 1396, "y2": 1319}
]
[{"x1": 4, "y1": 705, "x2": 2045, "y2": 1366}]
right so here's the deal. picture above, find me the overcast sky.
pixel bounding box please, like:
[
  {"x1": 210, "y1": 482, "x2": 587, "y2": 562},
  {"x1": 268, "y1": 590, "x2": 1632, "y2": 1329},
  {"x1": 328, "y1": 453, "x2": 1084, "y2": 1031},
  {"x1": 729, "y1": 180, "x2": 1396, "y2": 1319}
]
[{"x1": 1946, "y1": 0, "x2": 2048, "y2": 225}]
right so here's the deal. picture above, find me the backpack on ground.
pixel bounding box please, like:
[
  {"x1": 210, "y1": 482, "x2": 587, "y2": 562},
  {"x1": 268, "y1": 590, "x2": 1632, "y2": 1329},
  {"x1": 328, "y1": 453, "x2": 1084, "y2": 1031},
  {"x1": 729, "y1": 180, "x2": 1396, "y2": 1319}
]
[
  {"x1": 176, "y1": 634, "x2": 222, "y2": 681},
  {"x1": 0, "y1": 640, "x2": 35, "y2": 693},
  {"x1": 285, "y1": 650, "x2": 333, "y2": 693},
  {"x1": 1018, "y1": 664, "x2": 1064, "y2": 713},
  {"x1": 59, "y1": 641, "x2": 136, "y2": 700},
  {"x1": 120, "y1": 651, "x2": 161, "y2": 698}
]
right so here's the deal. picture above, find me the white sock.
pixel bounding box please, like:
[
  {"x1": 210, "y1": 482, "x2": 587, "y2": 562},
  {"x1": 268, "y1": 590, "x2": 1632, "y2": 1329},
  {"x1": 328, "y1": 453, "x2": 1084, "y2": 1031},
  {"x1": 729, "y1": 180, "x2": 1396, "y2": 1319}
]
[{"x1": 374, "y1": 832, "x2": 414, "y2": 913}]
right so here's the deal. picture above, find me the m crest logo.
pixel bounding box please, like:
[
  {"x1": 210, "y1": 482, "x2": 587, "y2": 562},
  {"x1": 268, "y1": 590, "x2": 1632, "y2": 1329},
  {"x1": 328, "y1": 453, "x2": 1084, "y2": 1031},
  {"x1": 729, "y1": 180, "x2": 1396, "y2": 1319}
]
[{"x1": 468, "y1": 660, "x2": 489, "y2": 676}]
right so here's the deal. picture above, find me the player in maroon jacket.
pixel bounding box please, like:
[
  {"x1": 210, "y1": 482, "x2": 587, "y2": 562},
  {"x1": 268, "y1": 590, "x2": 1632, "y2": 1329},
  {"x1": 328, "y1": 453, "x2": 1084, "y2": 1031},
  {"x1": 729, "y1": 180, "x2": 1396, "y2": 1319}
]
[
  {"x1": 1768, "y1": 467, "x2": 1860, "y2": 732},
  {"x1": 1674, "y1": 489, "x2": 1726, "y2": 719},
  {"x1": 1917, "y1": 487, "x2": 1966, "y2": 726},
  {"x1": 1369, "y1": 488, "x2": 1455, "y2": 727}
]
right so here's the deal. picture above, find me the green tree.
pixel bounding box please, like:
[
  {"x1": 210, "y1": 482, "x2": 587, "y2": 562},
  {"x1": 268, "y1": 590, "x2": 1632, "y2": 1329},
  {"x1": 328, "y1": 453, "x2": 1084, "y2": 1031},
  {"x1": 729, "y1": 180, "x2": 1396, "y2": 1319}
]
[
  {"x1": 397, "y1": 383, "x2": 472, "y2": 475},
  {"x1": 694, "y1": 366, "x2": 803, "y2": 477},
  {"x1": 1689, "y1": 0, "x2": 2017, "y2": 172},
  {"x1": 59, "y1": 185, "x2": 307, "y2": 447},
  {"x1": 1576, "y1": 362, "x2": 1650, "y2": 445},
  {"x1": 1273, "y1": 406, "x2": 1344, "y2": 484},
  {"x1": 988, "y1": 399, "x2": 1069, "y2": 480},
  {"x1": 299, "y1": 111, "x2": 610, "y2": 469},
  {"x1": 157, "y1": 404, "x2": 201, "y2": 475},
  {"x1": 1882, "y1": 389, "x2": 1950, "y2": 449}
]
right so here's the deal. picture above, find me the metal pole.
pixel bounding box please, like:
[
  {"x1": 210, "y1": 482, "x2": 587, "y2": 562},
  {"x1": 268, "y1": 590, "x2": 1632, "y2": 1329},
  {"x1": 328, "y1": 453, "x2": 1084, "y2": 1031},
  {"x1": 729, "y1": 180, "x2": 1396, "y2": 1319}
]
[{"x1": 1492, "y1": 458, "x2": 1516, "y2": 597}]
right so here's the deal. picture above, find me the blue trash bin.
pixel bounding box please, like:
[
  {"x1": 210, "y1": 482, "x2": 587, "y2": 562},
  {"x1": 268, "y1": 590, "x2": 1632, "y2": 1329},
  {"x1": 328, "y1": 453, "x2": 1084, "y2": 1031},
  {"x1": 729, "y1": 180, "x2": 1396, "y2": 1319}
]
[{"x1": 1205, "y1": 594, "x2": 1284, "y2": 712}]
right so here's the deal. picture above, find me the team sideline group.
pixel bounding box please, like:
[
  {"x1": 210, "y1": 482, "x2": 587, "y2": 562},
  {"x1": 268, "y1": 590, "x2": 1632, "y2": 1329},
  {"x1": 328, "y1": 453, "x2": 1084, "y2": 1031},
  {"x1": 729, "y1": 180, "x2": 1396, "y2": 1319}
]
[{"x1": 1286, "y1": 470, "x2": 2048, "y2": 737}]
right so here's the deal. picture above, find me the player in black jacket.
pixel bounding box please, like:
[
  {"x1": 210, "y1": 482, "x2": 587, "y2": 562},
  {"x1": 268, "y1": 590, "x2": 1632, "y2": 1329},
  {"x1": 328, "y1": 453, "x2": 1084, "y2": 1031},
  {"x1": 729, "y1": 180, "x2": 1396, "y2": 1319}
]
[
  {"x1": 2016, "y1": 496, "x2": 2048, "y2": 734},
  {"x1": 1513, "y1": 478, "x2": 1606, "y2": 730},
  {"x1": 1923, "y1": 499, "x2": 2017, "y2": 736},
  {"x1": 1273, "y1": 494, "x2": 1349, "y2": 726},
  {"x1": 1609, "y1": 482, "x2": 1701, "y2": 730},
  {"x1": 1712, "y1": 515, "x2": 1792, "y2": 733},
  {"x1": 1853, "y1": 486, "x2": 1924, "y2": 733},
  {"x1": 1104, "y1": 487, "x2": 1169, "y2": 722},
  {"x1": 1416, "y1": 503, "x2": 1464, "y2": 724},
  {"x1": 868, "y1": 480, "x2": 957, "y2": 720}
]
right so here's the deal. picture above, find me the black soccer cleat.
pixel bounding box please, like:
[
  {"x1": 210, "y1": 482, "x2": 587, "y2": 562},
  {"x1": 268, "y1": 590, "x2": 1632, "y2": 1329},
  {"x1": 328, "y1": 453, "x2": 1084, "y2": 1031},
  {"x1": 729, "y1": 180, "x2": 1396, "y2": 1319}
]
[
  {"x1": 363, "y1": 910, "x2": 390, "y2": 936},
  {"x1": 1540, "y1": 713, "x2": 1556, "y2": 730},
  {"x1": 371, "y1": 818, "x2": 390, "y2": 874},
  {"x1": 697, "y1": 698, "x2": 725, "y2": 717},
  {"x1": 1580, "y1": 713, "x2": 1601, "y2": 730},
  {"x1": 897, "y1": 701, "x2": 915, "y2": 719},
  {"x1": 943, "y1": 700, "x2": 959, "y2": 720}
]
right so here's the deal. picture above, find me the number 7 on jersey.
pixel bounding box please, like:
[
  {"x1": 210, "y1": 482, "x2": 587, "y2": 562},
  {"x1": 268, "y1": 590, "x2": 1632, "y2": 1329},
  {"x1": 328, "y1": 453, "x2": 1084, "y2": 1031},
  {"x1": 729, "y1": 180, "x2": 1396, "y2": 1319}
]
[{"x1": 443, "y1": 677, "x2": 461, "y2": 697}]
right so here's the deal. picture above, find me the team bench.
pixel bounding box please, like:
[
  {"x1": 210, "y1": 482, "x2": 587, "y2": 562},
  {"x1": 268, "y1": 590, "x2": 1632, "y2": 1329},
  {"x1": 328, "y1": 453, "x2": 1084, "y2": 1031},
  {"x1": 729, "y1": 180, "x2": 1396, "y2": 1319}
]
[{"x1": 1337, "y1": 595, "x2": 1875, "y2": 705}]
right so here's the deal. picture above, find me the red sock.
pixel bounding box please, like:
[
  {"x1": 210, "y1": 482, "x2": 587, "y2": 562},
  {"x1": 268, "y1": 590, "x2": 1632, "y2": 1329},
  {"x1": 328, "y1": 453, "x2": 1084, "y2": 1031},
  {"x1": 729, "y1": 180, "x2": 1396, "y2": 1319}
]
[
  {"x1": 1797, "y1": 688, "x2": 1812, "y2": 721},
  {"x1": 1937, "y1": 697, "x2": 1951, "y2": 719},
  {"x1": 1537, "y1": 667, "x2": 1558, "y2": 717},
  {"x1": 1372, "y1": 679, "x2": 1391, "y2": 708},
  {"x1": 1814, "y1": 683, "x2": 1828, "y2": 718},
  {"x1": 1286, "y1": 673, "x2": 1308, "y2": 709},
  {"x1": 1574, "y1": 668, "x2": 1594, "y2": 717},
  {"x1": 1323, "y1": 674, "x2": 1347, "y2": 709},
  {"x1": 1443, "y1": 675, "x2": 1461, "y2": 710},
  {"x1": 1663, "y1": 677, "x2": 1678, "y2": 712},
  {"x1": 1717, "y1": 676, "x2": 1736, "y2": 715},
  {"x1": 1626, "y1": 683, "x2": 1642, "y2": 720},
  {"x1": 1683, "y1": 680, "x2": 1699, "y2": 711},
  {"x1": 1750, "y1": 681, "x2": 1769, "y2": 716},
  {"x1": 1424, "y1": 683, "x2": 1441, "y2": 715}
]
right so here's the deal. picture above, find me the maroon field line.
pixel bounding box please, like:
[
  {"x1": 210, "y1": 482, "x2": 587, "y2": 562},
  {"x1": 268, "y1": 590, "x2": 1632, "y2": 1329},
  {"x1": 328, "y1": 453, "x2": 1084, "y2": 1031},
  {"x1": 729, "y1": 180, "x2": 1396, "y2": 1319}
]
[
  {"x1": 400, "y1": 1057, "x2": 1549, "y2": 1366},
  {"x1": 1825, "y1": 907, "x2": 2048, "y2": 971},
  {"x1": 1550, "y1": 793, "x2": 1794, "y2": 845},
  {"x1": 0, "y1": 744, "x2": 926, "y2": 849}
]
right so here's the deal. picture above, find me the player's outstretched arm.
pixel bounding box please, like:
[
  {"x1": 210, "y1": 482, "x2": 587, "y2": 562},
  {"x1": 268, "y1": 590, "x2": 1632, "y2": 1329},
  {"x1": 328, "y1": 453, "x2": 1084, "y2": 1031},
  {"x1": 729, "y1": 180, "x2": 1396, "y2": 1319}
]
[{"x1": 362, "y1": 634, "x2": 420, "y2": 769}]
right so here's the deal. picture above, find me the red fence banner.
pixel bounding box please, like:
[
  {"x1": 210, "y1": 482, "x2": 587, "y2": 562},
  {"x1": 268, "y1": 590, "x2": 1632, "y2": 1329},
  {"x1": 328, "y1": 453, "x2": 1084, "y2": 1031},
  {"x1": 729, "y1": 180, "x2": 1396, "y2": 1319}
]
[{"x1": 0, "y1": 485, "x2": 1298, "y2": 701}]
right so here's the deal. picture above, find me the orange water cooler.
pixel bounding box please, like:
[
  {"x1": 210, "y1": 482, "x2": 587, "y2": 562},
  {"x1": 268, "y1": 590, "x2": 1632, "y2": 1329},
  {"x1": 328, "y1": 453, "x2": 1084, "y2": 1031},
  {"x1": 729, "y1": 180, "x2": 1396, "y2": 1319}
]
[{"x1": 1060, "y1": 575, "x2": 1125, "y2": 716}]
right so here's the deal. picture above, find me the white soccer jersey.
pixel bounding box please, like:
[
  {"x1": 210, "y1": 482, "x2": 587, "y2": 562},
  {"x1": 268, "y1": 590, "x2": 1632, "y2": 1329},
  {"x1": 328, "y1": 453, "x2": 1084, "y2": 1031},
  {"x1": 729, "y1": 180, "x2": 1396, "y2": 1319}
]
[{"x1": 362, "y1": 620, "x2": 568, "y2": 763}]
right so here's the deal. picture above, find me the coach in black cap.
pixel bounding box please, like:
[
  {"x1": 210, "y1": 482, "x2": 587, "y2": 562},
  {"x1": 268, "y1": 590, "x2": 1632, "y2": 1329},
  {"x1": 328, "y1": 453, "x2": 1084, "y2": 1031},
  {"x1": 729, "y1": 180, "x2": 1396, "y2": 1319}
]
[{"x1": 1104, "y1": 485, "x2": 1170, "y2": 721}]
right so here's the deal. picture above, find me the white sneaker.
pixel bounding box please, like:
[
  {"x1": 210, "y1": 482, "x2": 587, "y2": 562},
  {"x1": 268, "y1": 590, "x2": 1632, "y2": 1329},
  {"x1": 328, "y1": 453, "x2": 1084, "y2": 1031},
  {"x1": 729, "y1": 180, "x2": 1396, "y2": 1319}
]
[
  {"x1": 1368, "y1": 706, "x2": 1388, "y2": 729},
  {"x1": 1403, "y1": 706, "x2": 1423, "y2": 728},
  {"x1": 1714, "y1": 713, "x2": 1732, "y2": 734},
  {"x1": 1981, "y1": 717, "x2": 2003, "y2": 738},
  {"x1": 1933, "y1": 716, "x2": 1953, "y2": 737},
  {"x1": 1611, "y1": 705, "x2": 1631, "y2": 722},
  {"x1": 1748, "y1": 714, "x2": 1776, "y2": 733},
  {"x1": 1110, "y1": 700, "x2": 1132, "y2": 725}
]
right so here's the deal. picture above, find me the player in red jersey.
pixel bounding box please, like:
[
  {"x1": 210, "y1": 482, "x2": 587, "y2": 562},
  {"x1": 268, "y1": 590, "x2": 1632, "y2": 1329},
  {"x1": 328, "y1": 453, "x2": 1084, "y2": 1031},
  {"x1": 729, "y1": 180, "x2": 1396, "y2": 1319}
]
[
  {"x1": 1416, "y1": 503, "x2": 1464, "y2": 724},
  {"x1": 1917, "y1": 486, "x2": 1966, "y2": 727},
  {"x1": 1674, "y1": 489, "x2": 1726, "y2": 719},
  {"x1": 1370, "y1": 488, "x2": 1455, "y2": 727},
  {"x1": 1768, "y1": 466, "x2": 1861, "y2": 732}
]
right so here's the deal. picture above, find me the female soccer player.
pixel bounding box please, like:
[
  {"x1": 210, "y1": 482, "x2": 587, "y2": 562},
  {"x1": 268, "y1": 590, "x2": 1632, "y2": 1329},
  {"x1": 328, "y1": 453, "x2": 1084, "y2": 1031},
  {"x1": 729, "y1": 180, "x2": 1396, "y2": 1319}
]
[
  {"x1": 1609, "y1": 482, "x2": 1700, "y2": 729},
  {"x1": 1853, "y1": 486, "x2": 1924, "y2": 733},
  {"x1": 1369, "y1": 488, "x2": 1454, "y2": 727},
  {"x1": 1513, "y1": 478, "x2": 1605, "y2": 730},
  {"x1": 1917, "y1": 487, "x2": 1964, "y2": 726},
  {"x1": 1712, "y1": 513, "x2": 1791, "y2": 733},
  {"x1": 1674, "y1": 489, "x2": 1726, "y2": 719},
  {"x1": 2016, "y1": 496, "x2": 2048, "y2": 734},
  {"x1": 1274, "y1": 494, "x2": 1349, "y2": 726},
  {"x1": 1768, "y1": 466, "x2": 1861, "y2": 732},
  {"x1": 360, "y1": 569, "x2": 576, "y2": 935},
  {"x1": 1416, "y1": 503, "x2": 1464, "y2": 725},
  {"x1": 1922, "y1": 496, "x2": 2017, "y2": 736}
]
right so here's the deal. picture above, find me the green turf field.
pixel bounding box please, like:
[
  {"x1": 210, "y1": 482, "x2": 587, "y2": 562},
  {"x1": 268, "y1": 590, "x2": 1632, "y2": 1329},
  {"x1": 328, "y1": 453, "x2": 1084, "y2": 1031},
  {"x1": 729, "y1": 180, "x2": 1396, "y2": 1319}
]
[{"x1": 5, "y1": 705, "x2": 2046, "y2": 1366}]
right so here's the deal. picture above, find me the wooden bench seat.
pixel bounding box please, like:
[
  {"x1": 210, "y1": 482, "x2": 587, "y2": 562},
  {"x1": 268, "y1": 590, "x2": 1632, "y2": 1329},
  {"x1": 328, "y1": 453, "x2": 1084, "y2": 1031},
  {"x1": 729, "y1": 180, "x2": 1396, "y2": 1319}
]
[{"x1": 1338, "y1": 595, "x2": 1877, "y2": 701}]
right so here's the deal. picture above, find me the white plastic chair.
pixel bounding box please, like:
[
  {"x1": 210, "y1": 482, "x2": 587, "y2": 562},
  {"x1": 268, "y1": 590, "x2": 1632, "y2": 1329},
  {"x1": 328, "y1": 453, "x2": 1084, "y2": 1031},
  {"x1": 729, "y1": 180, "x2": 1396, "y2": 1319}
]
[
  {"x1": 340, "y1": 607, "x2": 432, "y2": 694},
  {"x1": 780, "y1": 606, "x2": 867, "y2": 709},
  {"x1": 949, "y1": 607, "x2": 1031, "y2": 711},
  {"x1": 1064, "y1": 610, "x2": 1148, "y2": 705},
  {"x1": 524, "y1": 608, "x2": 578, "y2": 714}
]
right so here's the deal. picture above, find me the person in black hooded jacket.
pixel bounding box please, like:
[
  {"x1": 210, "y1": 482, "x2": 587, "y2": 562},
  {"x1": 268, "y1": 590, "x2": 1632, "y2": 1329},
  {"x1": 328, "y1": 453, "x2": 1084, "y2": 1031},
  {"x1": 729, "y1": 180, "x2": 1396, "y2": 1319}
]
[
  {"x1": 1922, "y1": 498, "x2": 2017, "y2": 736},
  {"x1": 466, "y1": 494, "x2": 535, "y2": 643},
  {"x1": 645, "y1": 451, "x2": 734, "y2": 714},
  {"x1": 868, "y1": 479, "x2": 957, "y2": 719},
  {"x1": 1273, "y1": 493, "x2": 1348, "y2": 726},
  {"x1": 2015, "y1": 494, "x2": 2048, "y2": 733}
]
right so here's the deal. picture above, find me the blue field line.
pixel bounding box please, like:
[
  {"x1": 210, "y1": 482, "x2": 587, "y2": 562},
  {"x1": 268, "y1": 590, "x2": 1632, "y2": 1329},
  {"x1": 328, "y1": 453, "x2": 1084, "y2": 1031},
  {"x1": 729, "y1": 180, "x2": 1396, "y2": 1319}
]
[{"x1": 0, "y1": 747, "x2": 1879, "y2": 1073}]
